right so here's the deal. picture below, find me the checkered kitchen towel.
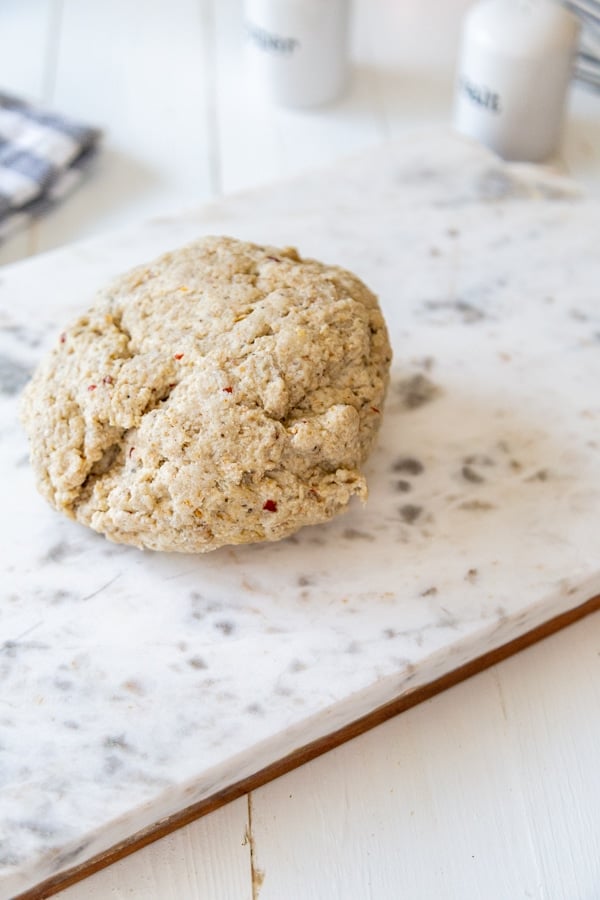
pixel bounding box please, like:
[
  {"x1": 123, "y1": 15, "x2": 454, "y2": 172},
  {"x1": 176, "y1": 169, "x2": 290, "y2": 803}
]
[{"x1": 0, "y1": 92, "x2": 101, "y2": 242}]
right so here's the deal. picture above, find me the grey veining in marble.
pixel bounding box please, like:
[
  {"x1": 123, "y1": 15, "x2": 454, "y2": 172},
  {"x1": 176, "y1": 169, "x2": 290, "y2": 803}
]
[{"x1": 2, "y1": 130, "x2": 600, "y2": 898}]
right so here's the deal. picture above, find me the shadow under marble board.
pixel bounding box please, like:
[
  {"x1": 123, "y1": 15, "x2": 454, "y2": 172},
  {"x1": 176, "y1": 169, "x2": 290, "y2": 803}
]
[{"x1": 2, "y1": 130, "x2": 600, "y2": 900}]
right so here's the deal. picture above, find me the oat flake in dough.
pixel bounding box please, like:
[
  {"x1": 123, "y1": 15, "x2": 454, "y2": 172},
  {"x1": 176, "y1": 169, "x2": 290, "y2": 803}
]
[{"x1": 21, "y1": 236, "x2": 392, "y2": 552}]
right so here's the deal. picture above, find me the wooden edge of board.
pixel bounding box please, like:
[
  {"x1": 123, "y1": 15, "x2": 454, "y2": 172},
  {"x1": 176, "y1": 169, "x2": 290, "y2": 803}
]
[{"x1": 14, "y1": 593, "x2": 600, "y2": 900}]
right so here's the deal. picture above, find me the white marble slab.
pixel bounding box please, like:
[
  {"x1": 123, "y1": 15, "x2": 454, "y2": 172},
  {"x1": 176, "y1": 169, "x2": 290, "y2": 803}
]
[{"x1": 2, "y1": 131, "x2": 600, "y2": 899}]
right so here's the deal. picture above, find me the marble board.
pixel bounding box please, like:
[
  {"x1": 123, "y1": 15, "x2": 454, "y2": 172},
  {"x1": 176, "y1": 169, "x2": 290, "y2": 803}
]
[{"x1": 2, "y1": 131, "x2": 600, "y2": 899}]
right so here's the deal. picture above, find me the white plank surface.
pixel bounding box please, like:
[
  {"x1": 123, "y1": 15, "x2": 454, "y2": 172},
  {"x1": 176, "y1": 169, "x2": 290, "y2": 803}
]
[
  {"x1": 248, "y1": 613, "x2": 600, "y2": 900},
  {"x1": 1, "y1": 1, "x2": 600, "y2": 898},
  {"x1": 56, "y1": 798, "x2": 252, "y2": 900},
  {"x1": 0, "y1": 0, "x2": 56, "y2": 104},
  {"x1": 35, "y1": 0, "x2": 217, "y2": 254}
]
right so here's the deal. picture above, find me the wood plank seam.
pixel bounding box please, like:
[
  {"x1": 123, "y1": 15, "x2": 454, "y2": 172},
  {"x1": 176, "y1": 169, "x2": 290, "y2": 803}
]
[
  {"x1": 204, "y1": 0, "x2": 223, "y2": 198},
  {"x1": 247, "y1": 794, "x2": 264, "y2": 900},
  {"x1": 42, "y1": 0, "x2": 64, "y2": 106}
]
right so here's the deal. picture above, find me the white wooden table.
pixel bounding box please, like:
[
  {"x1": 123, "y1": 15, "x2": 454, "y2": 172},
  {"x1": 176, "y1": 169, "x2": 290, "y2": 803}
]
[{"x1": 2, "y1": 2, "x2": 600, "y2": 898}]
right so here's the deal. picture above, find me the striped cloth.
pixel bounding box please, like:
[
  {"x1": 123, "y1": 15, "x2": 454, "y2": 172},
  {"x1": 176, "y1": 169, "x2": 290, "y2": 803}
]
[
  {"x1": 0, "y1": 93, "x2": 101, "y2": 243},
  {"x1": 565, "y1": 0, "x2": 600, "y2": 89}
]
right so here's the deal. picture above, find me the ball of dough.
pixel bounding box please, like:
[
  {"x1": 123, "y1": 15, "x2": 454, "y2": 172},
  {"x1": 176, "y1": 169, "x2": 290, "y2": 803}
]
[{"x1": 21, "y1": 236, "x2": 392, "y2": 552}]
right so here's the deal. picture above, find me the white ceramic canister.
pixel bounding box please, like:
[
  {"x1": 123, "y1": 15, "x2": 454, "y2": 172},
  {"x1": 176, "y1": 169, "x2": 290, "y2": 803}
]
[
  {"x1": 453, "y1": 0, "x2": 580, "y2": 161},
  {"x1": 243, "y1": 0, "x2": 350, "y2": 108}
]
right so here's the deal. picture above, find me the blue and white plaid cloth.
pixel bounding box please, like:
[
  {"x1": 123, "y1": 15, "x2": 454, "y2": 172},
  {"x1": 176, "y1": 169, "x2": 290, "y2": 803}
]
[{"x1": 0, "y1": 93, "x2": 101, "y2": 242}]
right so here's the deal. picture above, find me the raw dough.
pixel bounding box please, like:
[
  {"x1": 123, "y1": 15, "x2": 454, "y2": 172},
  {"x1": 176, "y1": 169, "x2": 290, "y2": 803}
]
[{"x1": 21, "y1": 236, "x2": 392, "y2": 552}]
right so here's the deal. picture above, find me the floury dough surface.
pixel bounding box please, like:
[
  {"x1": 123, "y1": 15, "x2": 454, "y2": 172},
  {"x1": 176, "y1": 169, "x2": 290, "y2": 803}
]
[{"x1": 21, "y1": 236, "x2": 392, "y2": 552}]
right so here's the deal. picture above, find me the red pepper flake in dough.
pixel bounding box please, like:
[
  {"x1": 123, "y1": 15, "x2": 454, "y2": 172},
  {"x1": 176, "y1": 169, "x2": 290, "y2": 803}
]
[
  {"x1": 129, "y1": 446, "x2": 135, "y2": 458},
  {"x1": 102, "y1": 375, "x2": 113, "y2": 385},
  {"x1": 87, "y1": 384, "x2": 97, "y2": 391},
  {"x1": 370, "y1": 406, "x2": 380, "y2": 413},
  {"x1": 222, "y1": 386, "x2": 233, "y2": 393},
  {"x1": 266, "y1": 255, "x2": 281, "y2": 262},
  {"x1": 59, "y1": 333, "x2": 66, "y2": 344},
  {"x1": 263, "y1": 499, "x2": 277, "y2": 513},
  {"x1": 174, "y1": 353, "x2": 184, "y2": 360}
]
